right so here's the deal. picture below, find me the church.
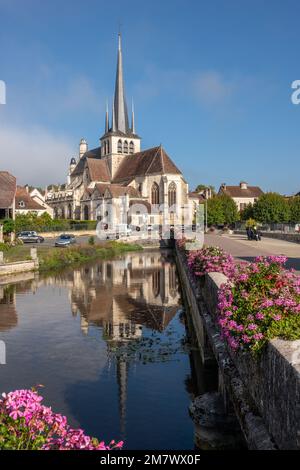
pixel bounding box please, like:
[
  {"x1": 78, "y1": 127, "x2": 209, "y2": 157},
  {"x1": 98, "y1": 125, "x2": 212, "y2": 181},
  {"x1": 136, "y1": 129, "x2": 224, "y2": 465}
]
[{"x1": 46, "y1": 35, "x2": 192, "y2": 229}]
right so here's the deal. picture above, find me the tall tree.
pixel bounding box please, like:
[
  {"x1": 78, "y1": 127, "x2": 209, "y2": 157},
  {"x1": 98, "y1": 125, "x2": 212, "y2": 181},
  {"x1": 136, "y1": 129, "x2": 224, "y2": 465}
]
[
  {"x1": 207, "y1": 197, "x2": 224, "y2": 226},
  {"x1": 253, "y1": 193, "x2": 290, "y2": 223},
  {"x1": 289, "y1": 196, "x2": 300, "y2": 223},
  {"x1": 219, "y1": 194, "x2": 240, "y2": 225}
]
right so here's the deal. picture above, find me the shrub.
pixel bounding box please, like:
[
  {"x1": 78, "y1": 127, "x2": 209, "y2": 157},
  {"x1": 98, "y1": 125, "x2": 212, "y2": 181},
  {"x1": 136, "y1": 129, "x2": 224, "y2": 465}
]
[
  {"x1": 187, "y1": 246, "x2": 235, "y2": 278},
  {"x1": 217, "y1": 256, "x2": 300, "y2": 353},
  {"x1": 88, "y1": 236, "x2": 95, "y2": 245},
  {"x1": 0, "y1": 388, "x2": 123, "y2": 450}
]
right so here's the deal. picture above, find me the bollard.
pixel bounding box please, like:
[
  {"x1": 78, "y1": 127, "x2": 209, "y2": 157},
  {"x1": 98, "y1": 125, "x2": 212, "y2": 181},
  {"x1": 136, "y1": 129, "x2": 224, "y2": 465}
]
[{"x1": 30, "y1": 248, "x2": 38, "y2": 260}]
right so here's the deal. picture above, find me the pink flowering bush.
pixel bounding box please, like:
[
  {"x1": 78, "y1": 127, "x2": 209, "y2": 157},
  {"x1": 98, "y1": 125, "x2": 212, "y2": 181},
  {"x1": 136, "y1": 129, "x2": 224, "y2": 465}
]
[
  {"x1": 218, "y1": 255, "x2": 300, "y2": 353},
  {"x1": 188, "y1": 246, "x2": 235, "y2": 278},
  {"x1": 0, "y1": 388, "x2": 123, "y2": 450}
]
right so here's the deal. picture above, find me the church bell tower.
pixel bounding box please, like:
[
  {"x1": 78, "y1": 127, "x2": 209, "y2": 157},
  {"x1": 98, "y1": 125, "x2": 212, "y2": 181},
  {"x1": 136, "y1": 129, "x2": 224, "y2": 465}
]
[{"x1": 100, "y1": 34, "x2": 141, "y2": 178}]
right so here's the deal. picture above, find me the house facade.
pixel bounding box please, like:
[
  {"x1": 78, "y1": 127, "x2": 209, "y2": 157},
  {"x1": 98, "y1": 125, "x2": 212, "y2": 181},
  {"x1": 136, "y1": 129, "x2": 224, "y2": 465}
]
[
  {"x1": 46, "y1": 35, "x2": 191, "y2": 229},
  {"x1": 218, "y1": 181, "x2": 263, "y2": 211}
]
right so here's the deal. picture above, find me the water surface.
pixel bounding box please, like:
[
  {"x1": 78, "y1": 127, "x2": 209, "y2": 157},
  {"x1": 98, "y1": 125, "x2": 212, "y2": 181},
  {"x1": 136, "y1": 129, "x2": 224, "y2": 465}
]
[{"x1": 0, "y1": 251, "x2": 199, "y2": 449}]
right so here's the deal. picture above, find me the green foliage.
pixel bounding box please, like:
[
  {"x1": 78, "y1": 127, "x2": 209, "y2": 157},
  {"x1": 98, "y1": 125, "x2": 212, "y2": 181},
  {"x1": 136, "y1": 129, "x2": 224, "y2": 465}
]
[
  {"x1": 218, "y1": 193, "x2": 240, "y2": 225},
  {"x1": 240, "y1": 203, "x2": 254, "y2": 221},
  {"x1": 253, "y1": 192, "x2": 290, "y2": 224},
  {"x1": 289, "y1": 196, "x2": 300, "y2": 223},
  {"x1": 7, "y1": 213, "x2": 98, "y2": 233},
  {"x1": 195, "y1": 184, "x2": 216, "y2": 194},
  {"x1": 2, "y1": 219, "x2": 15, "y2": 235},
  {"x1": 207, "y1": 197, "x2": 224, "y2": 226},
  {"x1": 88, "y1": 236, "x2": 95, "y2": 245},
  {"x1": 0, "y1": 416, "x2": 46, "y2": 450},
  {"x1": 39, "y1": 242, "x2": 143, "y2": 272},
  {"x1": 207, "y1": 194, "x2": 239, "y2": 226}
]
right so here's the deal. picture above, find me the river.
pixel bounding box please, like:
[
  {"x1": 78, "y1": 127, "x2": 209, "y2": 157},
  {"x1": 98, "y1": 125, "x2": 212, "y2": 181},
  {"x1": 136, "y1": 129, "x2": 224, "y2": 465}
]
[{"x1": 0, "y1": 250, "x2": 205, "y2": 450}]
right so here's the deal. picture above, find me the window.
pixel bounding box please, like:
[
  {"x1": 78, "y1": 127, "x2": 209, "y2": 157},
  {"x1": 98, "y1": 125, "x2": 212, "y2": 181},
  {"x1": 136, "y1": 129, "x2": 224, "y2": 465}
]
[
  {"x1": 117, "y1": 139, "x2": 122, "y2": 153},
  {"x1": 129, "y1": 141, "x2": 134, "y2": 154},
  {"x1": 124, "y1": 140, "x2": 128, "y2": 153},
  {"x1": 168, "y1": 182, "x2": 177, "y2": 207},
  {"x1": 151, "y1": 183, "x2": 160, "y2": 205},
  {"x1": 18, "y1": 201, "x2": 25, "y2": 208},
  {"x1": 107, "y1": 140, "x2": 110, "y2": 154}
]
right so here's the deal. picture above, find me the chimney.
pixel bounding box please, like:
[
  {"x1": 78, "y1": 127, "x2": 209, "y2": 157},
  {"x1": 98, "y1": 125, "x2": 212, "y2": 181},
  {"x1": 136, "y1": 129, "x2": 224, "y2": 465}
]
[
  {"x1": 240, "y1": 181, "x2": 248, "y2": 190},
  {"x1": 79, "y1": 138, "x2": 88, "y2": 158}
]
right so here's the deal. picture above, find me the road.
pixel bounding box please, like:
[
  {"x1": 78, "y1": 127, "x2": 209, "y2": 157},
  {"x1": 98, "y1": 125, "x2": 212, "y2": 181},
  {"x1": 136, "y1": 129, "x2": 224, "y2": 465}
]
[{"x1": 204, "y1": 233, "x2": 300, "y2": 272}]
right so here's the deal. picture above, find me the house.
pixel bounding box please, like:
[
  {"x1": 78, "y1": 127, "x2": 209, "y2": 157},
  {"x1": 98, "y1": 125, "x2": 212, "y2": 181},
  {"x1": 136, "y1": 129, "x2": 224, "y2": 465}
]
[
  {"x1": 0, "y1": 171, "x2": 16, "y2": 220},
  {"x1": 218, "y1": 182, "x2": 264, "y2": 211},
  {"x1": 45, "y1": 34, "x2": 192, "y2": 229},
  {"x1": 27, "y1": 186, "x2": 53, "y2": 217},
  {"x1": 15, "y1": 186, "x2": 48, "y2": 216}
]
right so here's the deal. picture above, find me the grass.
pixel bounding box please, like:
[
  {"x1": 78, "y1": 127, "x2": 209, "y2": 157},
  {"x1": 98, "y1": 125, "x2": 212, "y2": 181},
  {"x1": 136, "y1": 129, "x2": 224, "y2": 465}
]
[{"x1": 1, "y1": 241, "x2": 143, "y2": 273}]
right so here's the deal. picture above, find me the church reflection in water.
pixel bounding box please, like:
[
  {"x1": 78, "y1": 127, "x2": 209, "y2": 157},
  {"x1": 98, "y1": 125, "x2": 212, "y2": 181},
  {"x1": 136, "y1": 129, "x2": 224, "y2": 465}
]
[{"x1": 0, "y1": 252, "x2": 183, "y2": 440}]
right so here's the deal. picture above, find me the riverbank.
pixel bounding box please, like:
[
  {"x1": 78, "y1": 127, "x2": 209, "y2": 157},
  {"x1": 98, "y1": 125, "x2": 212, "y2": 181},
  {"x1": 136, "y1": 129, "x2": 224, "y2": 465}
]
[{"x1": 0, "y1": 241, "x2": 143, "y2": 275}]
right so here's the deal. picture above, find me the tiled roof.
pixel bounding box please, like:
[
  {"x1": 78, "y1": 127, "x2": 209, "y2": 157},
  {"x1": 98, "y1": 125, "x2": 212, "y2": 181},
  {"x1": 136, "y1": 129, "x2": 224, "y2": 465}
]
[
  {"x1": 0, "y1": 171, "x2": 16, "y2": 209},
  {"x1": 86, "y1": 158, "x2": 110, "y2": 182},
  {"x1": 188, "y1": 191, "x2": 206, "y2": 200},
  {"x1": 219, "y1": 185, "x2": 263, "y2": 198},
  {"x1": 113, "y1": 146, "x2": 181, "y2": 183},
  {"x1": 15, "y1": 186, "x2": 45, "y2": 211},
  {"x1": 71, "y1": 147, "x2": 102, "y2": 176},
  {"x1": 105, "y1": 184, "x2": 140, "y2": 198}
]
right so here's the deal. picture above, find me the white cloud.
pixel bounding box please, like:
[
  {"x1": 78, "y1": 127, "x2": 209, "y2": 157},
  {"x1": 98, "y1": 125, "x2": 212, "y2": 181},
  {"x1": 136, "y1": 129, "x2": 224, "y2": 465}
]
[
  {"x1": 192, "y1": 71, "x2": 234, "y2": 105},
  {"x1": 0, "y1": 124, "x2": 74, "y2": 186}
]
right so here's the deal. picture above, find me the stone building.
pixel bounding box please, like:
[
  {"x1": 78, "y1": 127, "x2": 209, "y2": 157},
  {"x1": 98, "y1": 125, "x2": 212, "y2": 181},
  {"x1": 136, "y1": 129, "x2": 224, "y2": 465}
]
[
  {"x1": 0, "y1": 171, "x2": 16, "y2": 220},
  {"x1": 15, "y1": 186, "x2": 48, "y2": 217},
  {"x1": 46, "y1": 34, "x2": 191, "y2": 228},
  {"x1": 218, "y1": 181, "x2": 264, "y2": 211}
]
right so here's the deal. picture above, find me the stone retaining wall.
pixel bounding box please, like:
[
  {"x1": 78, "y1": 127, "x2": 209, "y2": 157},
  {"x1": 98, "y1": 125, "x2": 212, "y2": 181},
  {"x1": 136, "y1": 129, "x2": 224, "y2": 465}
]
[
  {"x1": 176, "y1": 246, "x2": 300, "y2": 450},
  {"x1": 235, "y1": 230, "x2": 300, "y2": 244}
]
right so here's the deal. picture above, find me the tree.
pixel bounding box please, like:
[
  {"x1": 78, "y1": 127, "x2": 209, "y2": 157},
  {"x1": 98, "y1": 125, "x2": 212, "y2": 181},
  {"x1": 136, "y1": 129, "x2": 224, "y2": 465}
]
[
  {"x1": 253, "y1": 193, "x2": 290, "y2": 224},
  {"x1": 219, "y1": 194, "x2": 240, "y2": 225},
  {"x1": 289, "y1": 196, "x2": 300, "y2": 223},
  {"x1": 195, "y1": 184, "x2": 216, "y2": 195},
  {"x1": 240, "y1": 203, "x2": 254, "y2": 221},
  {"x1": 207, "y1": 197, "x2": 224, "y2": 226}
]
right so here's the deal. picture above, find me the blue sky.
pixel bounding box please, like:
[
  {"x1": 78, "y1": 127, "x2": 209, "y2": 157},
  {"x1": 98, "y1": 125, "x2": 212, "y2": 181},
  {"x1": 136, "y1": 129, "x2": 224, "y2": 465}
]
[{"x1": 0, "y1": 0, "x2": 300, "y2": 193}]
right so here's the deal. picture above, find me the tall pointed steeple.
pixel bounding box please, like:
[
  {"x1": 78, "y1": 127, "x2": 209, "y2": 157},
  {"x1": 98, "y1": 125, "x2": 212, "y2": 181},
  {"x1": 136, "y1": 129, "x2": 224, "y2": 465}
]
[
  {"x1": 114, "y1": 33, "x2": 130, "y2": 134},
  {"x1": 131, "y1": 99, "x2": 135, "y2": 134},
  {"x1": 105, "y1": 100, "x2": 109, "y2": 133}
]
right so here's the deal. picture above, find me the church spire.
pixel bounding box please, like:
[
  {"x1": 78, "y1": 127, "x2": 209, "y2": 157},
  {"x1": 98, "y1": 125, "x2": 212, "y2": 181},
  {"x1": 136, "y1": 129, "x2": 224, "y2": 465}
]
[
  {"x1": 105, "y1": 100, "x2": 109, "y2": 133},
  {"x1": 114, "y1": 33, "x2": 130, "y2": 134},
  {"x1": 131, "y1": 99, "x2": 135, "y2": 134}
]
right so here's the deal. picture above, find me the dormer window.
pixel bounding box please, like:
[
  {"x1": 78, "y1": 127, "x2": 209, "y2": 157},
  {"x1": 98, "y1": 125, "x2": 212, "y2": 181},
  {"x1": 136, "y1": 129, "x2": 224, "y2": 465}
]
[
  {"x1": 18, "y1": 201, "x2": 25, "y2": 208},
  {"x1": 117, "y1": 139, "x2": 122, "y2": 153},
  {"x1": 124, "y1": 140, "x2": 128, "y2": 153}
]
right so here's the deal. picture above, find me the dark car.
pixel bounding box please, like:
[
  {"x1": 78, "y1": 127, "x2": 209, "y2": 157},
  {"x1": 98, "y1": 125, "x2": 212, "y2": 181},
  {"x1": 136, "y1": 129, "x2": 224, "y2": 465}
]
[
  {"x1": 55, "y1": 234, "x2": 76, "y2": 247},
  {"x1": 18, "y1": 231, "x2": 44, "y2": 244}
]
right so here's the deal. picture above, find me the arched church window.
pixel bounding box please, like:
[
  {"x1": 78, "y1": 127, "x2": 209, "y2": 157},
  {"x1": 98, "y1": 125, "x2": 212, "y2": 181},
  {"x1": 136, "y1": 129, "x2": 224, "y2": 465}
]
[
  {"x1": 124, "y1": 140, "x2": 128, "y2": 153},
  {"x1": 117, "y1": 139, "x2": 122, "y2": 153},
  {"x1": 104, "y1": 141, "x2": 107, "y2": 155},
  {"x1": 151, "y1": 182, "x2": 160, "y2": 205},
  {"x1": 107, "y1": 140, "x2": 110, "y2": 154},
  {"x1": 129, "y1": 141, "x2": 134, "y2": 154},
  {"x1": 168, "y1": 181, "x2": 177, "y2": 207}
]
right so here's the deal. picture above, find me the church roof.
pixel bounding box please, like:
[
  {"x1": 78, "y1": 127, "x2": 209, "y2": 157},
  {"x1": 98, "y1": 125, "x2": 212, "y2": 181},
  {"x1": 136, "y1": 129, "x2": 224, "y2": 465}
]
[
  {"x1": 86, "y1": 158, "x2": 110, "y2": 182},
  {"x1": 0, "y1": 171, "x2": 16, "y2": 209},
  {"x1": 113, "y1": 146, "x2": 182, "y2": 184},
  {"x1": 104, "y1": 184, "x2": 140, "y2": 198},
  {"x1": 71, "y1": 147, "x2": 101, "y2": 176}
]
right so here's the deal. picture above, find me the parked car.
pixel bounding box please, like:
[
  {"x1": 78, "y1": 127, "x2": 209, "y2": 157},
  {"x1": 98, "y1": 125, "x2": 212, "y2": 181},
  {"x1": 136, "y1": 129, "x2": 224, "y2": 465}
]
[
  {"x1": 18, "y1": 231, "x2": 44, "y2": 244},
  {"x1": 55, "y1": 234, "x2": 76, "y2": 247}
]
